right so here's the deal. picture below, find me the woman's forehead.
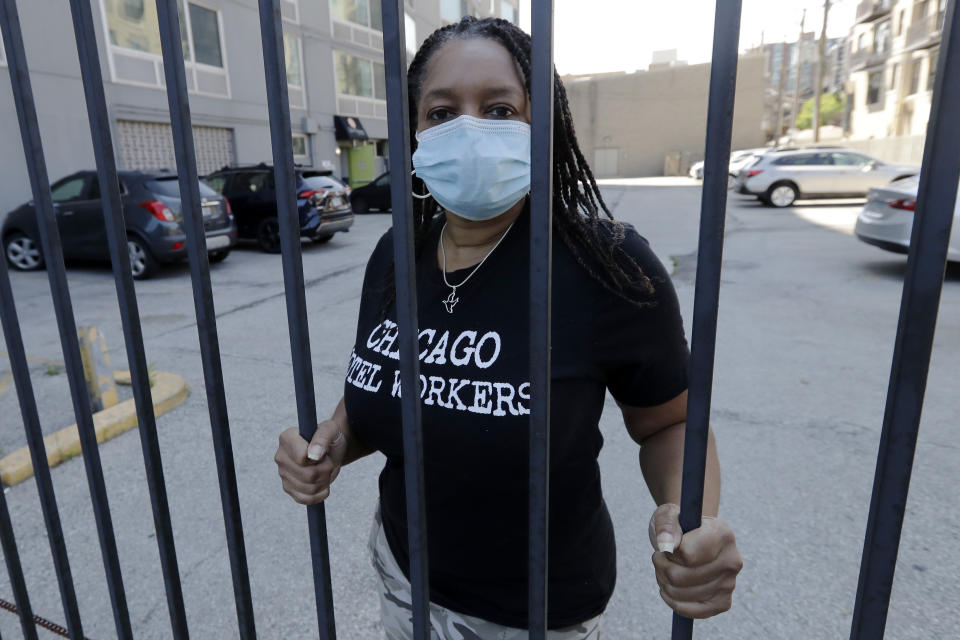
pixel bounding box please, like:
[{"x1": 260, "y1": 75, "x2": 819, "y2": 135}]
[{"x1": 420, "y1": 38, "x2": 526, "y2": 99}]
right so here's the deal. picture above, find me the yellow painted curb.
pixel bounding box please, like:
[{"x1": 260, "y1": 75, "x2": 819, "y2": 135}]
[{"x1": 0, "y1": 371, "x2": 189, "y2": 487}]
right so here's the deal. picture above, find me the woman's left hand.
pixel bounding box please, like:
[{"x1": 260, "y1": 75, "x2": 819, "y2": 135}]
[{"x1": 648, "y1": 503, "x2": 742, "y2": 619}]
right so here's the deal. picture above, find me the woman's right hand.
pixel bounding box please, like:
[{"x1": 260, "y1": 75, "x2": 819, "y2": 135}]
[{"x1": 275, "y1": 419, "x2": 349, "y2": 505}]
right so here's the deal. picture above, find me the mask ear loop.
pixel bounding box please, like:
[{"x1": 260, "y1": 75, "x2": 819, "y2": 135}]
[{"x1": 410, "y1": 169, "x2": 432, "y2": 200}]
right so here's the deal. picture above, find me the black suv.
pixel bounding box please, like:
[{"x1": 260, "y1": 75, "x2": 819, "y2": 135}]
[
  {"x1": 349, "y1": 172, "x2": 391, "y2": 213},
  {"x1": 205, "y1": 164, "x2": 354, "y2": 253},
  {"x1": 2, "y1": 170, "x2": 236, "y2": 279}
]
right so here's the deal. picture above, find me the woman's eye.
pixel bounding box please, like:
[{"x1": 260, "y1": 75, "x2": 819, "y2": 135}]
[
  {"x1": 428, "y1": 109, "x2": 453, "y2": 121},
  {"x1": 487, "y1": 105, "x2": 514, "y2": 118}
]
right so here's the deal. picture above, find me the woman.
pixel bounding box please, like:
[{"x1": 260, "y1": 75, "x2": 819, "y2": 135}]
[{"x1": 275, "y1": 16, "x2": 742, "y2": 639}]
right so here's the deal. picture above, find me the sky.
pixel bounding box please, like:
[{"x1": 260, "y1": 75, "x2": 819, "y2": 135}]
[{"x1": 518, "y1": 0, "x2": 858, "y2": 76}]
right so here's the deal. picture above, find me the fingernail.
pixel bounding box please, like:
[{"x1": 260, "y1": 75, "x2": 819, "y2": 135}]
[
  {"x1": 307, "y1": 444, "x2": 324, "y2": 461},
  {"x1": 657, "y1": 533, "x2": 675, "y2": 554}
]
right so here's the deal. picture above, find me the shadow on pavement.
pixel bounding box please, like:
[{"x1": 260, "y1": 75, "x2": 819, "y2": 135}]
[{"x1": 858, "y1": 259, "x2": 960, "y2": 283}]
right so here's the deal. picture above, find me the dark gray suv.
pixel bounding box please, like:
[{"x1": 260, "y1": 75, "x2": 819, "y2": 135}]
[{"x1": 2, "y1": 170, "x2": 237, "y2": 279}]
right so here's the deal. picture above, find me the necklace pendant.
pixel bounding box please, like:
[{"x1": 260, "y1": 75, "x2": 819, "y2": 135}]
[{"x1": 443, "y1": 289, "x2": 459, "y2": 314}]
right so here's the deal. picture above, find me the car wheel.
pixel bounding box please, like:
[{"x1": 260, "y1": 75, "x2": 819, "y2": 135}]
[
  {"x1": 4, "y1": 232, "x2": 45, "y2": 271},
  {"x1": 766, "y1": 182, "x2": 798, "y2": 208},
  {"x1": 127, "y1": 236, "x2": 159, "y2": 280},
  {"x1": 352, "y1": 198, "x2": 369, "y2": 214},
  {"x1": 209, "y1": 249, "x2": 230, "y2": 263},
  {"x1": 257, "y1": 217, "x2": 282, "y2": 253}
]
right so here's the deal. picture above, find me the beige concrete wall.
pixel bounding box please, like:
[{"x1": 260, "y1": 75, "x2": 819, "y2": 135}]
[
  {"x1": 563, "y1": 55, "x2": 766, "y2": 177},
  {"x1": 843, "y1": 135, "x2": 926, "y2": 165}
]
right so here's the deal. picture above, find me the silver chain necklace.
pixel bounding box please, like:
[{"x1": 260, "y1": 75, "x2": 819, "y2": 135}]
[{"x1": 439, "y1": 220, "x2": 515, "y2": 313}]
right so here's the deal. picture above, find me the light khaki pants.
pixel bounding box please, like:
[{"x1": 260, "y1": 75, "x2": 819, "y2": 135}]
[{"x1": 368, "y1": 508, "x2": 603, "y2": 640}]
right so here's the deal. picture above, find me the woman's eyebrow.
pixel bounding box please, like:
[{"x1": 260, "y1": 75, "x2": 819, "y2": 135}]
[{"x1": 421, "y1": 85, "x2": 524, "y2": 102}]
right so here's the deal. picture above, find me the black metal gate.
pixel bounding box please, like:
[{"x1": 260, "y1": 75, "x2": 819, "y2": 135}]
[{"x1": 0, "y1": 1, "x2": 958, "y2": 638}]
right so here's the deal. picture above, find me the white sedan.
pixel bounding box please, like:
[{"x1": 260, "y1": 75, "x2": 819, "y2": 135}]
[{"x1": 854, "y1": 175, "x2": 960, "y2": 262}]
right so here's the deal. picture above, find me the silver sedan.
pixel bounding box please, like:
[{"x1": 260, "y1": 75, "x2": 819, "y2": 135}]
[
  {"x1": 735, "y1": 149, "x2": 919, "y2": 207},
  {"x1": 854, "y1": 175, "x2": 960, "y2": 262}
]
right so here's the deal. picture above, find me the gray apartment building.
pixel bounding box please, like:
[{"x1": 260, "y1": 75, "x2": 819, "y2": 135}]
[{"x1": 0, "y1": 0, "x2": 519, "y2": 215}]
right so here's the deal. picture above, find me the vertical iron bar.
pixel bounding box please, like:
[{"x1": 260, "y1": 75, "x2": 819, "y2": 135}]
[
  {"x1": 850, "y1": 1, "x2": 960, "y2": 637},
  {"x1": 673, "y1": 1, "x2": 742, "y2": 638},
  {"x1": 0, "y1": 245, "x2": 82, "y2": 640},
  {"x1": 0, "y1": 1, "x2": 133, "y2": 636},
  {"x1": 0, "y1": 460, "x2": 39, "y2": 639},
  {"x1": 255, "y1": 1, "x2": 336, "y2": 637},
  {"x1": 528, "y1": 1, "x2": 554, "y2": 638},
  {"x1": 153, "y1": 1, "x2": 256, "y2": 637},
  {"x1": 66, "y1": 1, "x2": 189, "y2": 635},
  {"x1": 380, "y1": 2, "x2": 429, "y2": 638}
]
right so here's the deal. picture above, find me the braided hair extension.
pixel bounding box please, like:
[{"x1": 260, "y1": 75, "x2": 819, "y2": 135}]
[{"x1": 378, "y1": 15, "x2": 655, "y2": 317}]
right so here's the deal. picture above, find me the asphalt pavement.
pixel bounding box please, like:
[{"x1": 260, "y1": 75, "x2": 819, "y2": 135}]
[{"x1": 0, "y1": 180, "x2": 957, "y2": 639}]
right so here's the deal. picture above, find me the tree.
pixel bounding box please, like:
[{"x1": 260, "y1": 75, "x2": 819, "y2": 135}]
[{"x1": 796, "y1": 93, "x2": 846, "y2": 130}]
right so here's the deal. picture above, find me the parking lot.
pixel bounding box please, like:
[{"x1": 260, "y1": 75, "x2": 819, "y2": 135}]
[{"x1": 1, "y1": 180, "x2": 958, "y2": 639}]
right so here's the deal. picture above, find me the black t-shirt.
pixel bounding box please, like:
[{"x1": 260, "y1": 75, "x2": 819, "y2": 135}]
[{"x1": 343, "y1": 205, "x2": 689, "y2": 629}]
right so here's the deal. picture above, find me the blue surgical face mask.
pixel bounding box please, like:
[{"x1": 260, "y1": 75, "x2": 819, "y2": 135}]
[{"x1": 412, "y1": 115, "x2": 531, "y2": 221}]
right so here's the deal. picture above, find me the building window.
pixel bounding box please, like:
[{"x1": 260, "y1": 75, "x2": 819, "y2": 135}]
[
  {"x1": 285, "y1": 34, "x2": 302, "y2": 88},
  {"x1": 330, "y1": 0, "x2": 382, "y2": 31},
  {"x1": 188, "y1": 3, "x2": 222, "y2": 67},
  {"x1": 292, "y1": 134, "x2": 310, "y2": 163},
  {"x1": 874, "y1": 20, "x2": 891, "y2": 54},
  {"x1": 334, "y1": 51, "x2": 386, "y2": 100},
  {"x1": 857, "y1": 33, "x2": 867, "y2": 51},
  {"x1": 101, "y1": 0, "x2": 229, "y2": 96},
  {"x1": 282, "y1": 0, "x2": 300, "y2": 24},
  {"x1": 867, "y1": 71, "x2": 883, "y2": 105},
  {"x1": 405, "y1": 12, "x2": 417, "y2": 58},
  {"x1": 909, "y1": 59, "x2": 923, "y2": 94},
  {"x1": 927, "y1": 49, "x2": 939, "y2": 92},
  {"x1": 889, "y1": 62, "x2": 899, "y2": 90},
  {"x1": 500, "y1": 2, "x2": 517, "y2": 23},
  {"x1": 897, "y1": 9, "x2": 906, "y2": 35},
  {"x1": 104, "y1": 0, "x2": 223, "y2": 68},
  {"x1": 123, "y1": 0, "x2": 144, "y2": 19}
]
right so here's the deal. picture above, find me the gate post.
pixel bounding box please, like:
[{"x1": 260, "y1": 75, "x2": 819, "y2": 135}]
[{"x1": 850, "y1": 1, "x2": 960, "y2": 637}]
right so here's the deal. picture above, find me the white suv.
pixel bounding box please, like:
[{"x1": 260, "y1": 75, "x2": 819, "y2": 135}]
[{"x1": 733, "y1": 149, "x2": 919, "y2": 207}]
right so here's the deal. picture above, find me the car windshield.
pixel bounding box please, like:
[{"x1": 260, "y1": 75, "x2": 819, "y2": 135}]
[{"x1": 146, "y1": 177, "x2": 219, "y2": 198}]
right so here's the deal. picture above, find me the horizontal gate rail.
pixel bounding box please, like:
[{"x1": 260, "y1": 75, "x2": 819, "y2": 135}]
[
  {"x1": 0, "y1": 455, "x2": 38, "y2": 640},
  {"x1": 674, "y1": 1, "x2": 743, "y2": 638},
  {"x1": 153, "y1": 1, "x2": 256, "y2": 637},
  {"x1": 0, "y1": 235, "x2": 80, "y2": 637},
  {"x1": 255, "y1": 0, "x2": 336, "y2": 636},
  {"x1": 380, "y1": 1, "x2": 429, "y2": 638},
  {"x1": 851, "y1": 0, "x2": 960, "y2": 637},
  {"x1": 528, "y1": 1, "x2": 554, "y2": 638},
  {"x1": 67, "y1": 0, "x2": 189, "y2": 634},
  {"x1": 0, "y1": 0, "x2": 133, "y2": 636}
]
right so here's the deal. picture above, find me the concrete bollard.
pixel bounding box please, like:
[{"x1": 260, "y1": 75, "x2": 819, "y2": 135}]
[{"x1": 77, "y1": 326, "x2": 119, "y2": 412}]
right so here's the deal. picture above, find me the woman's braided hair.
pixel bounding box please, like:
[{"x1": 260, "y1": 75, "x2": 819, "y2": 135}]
[{"x1": 379, "y1": 15, "x2": 654, "y2": 316}]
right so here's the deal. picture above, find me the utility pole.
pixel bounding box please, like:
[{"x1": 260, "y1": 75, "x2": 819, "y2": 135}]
[
  {"x1": 790, "y1": 9, "x2": 807, "y2": 142},
  {"x1": 813, "y1": 0, "x2": 831, "y2": 142},
  {"x1": 775, "y1": 41, "x2": 788, "y2": 145}
]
